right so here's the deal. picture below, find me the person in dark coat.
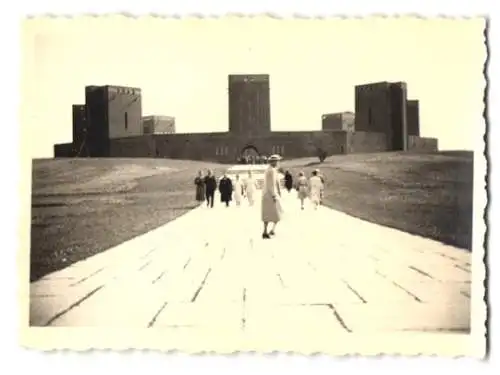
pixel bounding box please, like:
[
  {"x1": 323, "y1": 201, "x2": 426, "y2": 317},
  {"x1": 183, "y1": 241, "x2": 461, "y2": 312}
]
[
  {"x1": 204, "y1": 170, "x2": 217, "y2": 208},
  {"x1": 284, "y1": 170, "x2": 293, "y2": 193},
  {"x1": 218, "y1": 173, "x2": 233, "y2": 207},
  {"x1": 194, "y1": 170, "x2": 205, "y2": 203}
]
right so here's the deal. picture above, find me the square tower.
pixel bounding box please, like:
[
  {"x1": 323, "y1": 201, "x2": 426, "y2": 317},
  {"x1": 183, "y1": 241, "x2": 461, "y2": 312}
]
[
  {"x1": 72, "y1": 104, "x2": 88, "y2": 156},
  {"x1": 322, "y1": 112, "x2": 355, "y2": 131},
  {"x1": 355, "y1": 81, "x2": 392, "y2": 134},
  {"x1": 407, "y1": 100, "x2": 420, "y2": 136},
  {"x1": 389, "y1": 82, "x2": 408, "y2": 151},
  {"x1": 355, "y1": 81, "x2": 408, "y2": 151},
  {"x1": 85, "y1": 85, "x2": 142, "y2": 156},
  {"x1": 142, "y1": 115, "x2": 176, "y2": 134},
  {"x1": 228, "y1": 74, "x2": 271, "y2": 136}
]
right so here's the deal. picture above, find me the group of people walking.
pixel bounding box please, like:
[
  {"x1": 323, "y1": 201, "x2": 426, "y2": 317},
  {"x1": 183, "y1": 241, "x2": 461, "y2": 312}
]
[
  {"x1": 283, "y1": 168, "x2": 325, "y2": 211},
  {"x1": 194, "y1": 169, "x2": 259, "y2": 208},
  {"x1": 194, "y1": 155, "x2": 325, "y2": 240}
]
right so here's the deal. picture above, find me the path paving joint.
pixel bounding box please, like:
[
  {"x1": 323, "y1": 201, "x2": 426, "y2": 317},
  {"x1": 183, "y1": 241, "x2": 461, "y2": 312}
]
[{"x1": 30, "y1": 165, "x2": 471, "y2": 341}]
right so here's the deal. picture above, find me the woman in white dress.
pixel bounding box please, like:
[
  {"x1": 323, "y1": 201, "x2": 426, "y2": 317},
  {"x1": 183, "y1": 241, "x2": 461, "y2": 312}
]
[
  {"x1": 296, "y1": 171, "x2": 309, "y2": 210},
  {"x1": 261, "y1": 154, "x2": 283, "y2": 239},
  {"x1": 233, "y1": 174, "x2": 244, "y2": 206},
  {"x1": 309, "y1": 169, "x2": 324, "y2": 210},
  {"x1": 244, "y1": 170, "x2": 258, "y2": 206}
]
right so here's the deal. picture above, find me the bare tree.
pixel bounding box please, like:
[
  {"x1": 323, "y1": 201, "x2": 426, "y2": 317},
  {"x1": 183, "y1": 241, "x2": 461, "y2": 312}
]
[{"x1": 307, "y1": 134, "x2": 329, "y2": 163}]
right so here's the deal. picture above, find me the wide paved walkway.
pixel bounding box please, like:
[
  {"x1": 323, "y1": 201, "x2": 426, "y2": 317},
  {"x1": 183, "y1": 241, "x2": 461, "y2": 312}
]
[{"x1": 30, "y1": 170, "x2": 472, "y2": 342}]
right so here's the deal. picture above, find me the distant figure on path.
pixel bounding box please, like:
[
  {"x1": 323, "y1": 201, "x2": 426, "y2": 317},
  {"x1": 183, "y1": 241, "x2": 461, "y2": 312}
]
[
  {"x1": 284, "y1": 170, "x2": 293, "y2": 193},
  {"x1": 296, "y1": 171, "x2": 309, "y2": 210},
  {"x1": 245, "y1": 170, "x2": 258, "y2": 206},
  {"x1": 204, "y1": 170, "x2": 217, "y2": 208},
  {"x1": 309, "y1": 169, "x2": 324, "y2": 210},
  {"x1": 194, "y1": 171, "x2": 206, "y2": 204},
  {"x1": 233, "y1": 174, "x2": 244, "y2": 206},
  {"x1": 219, "y1": 173, "x2": 233, "y2": 207},
  {"x1": 261, "y1": 154, "x2": 283, "y2": 239}
]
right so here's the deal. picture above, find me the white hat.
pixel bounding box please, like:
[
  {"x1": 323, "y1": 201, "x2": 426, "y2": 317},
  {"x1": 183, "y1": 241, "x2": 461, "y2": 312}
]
[{"x1": 268, "y1": 154, "x2": 282, "y2": 161}]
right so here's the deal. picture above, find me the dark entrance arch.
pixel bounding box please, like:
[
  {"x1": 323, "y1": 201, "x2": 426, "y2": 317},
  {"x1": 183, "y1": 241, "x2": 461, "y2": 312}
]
[{"x1": 237, "y1": 144, "x2": 260, "y2": 164}]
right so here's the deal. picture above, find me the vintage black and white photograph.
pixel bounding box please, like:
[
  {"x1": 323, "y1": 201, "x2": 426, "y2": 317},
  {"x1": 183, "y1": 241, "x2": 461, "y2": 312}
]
[{"x1": 21, "y1": 16, "x2": 486, "y2": 355}]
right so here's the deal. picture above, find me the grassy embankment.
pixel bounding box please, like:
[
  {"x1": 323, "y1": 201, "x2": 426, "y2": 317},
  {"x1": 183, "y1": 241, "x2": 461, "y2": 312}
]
[
  {"x1": 30, "y1": 151, "x2": 474, "y2": 281},
  {"x1": 280, "y1": 151, "x2": 474, "y2": 252},
  {"x1": 30, "y1": 158, "x2": 226, "y2": 281}
]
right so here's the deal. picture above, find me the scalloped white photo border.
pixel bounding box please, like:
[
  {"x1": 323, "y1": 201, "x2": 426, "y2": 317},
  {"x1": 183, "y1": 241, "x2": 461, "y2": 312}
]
[{"x1": 2, "y1": 0, "x2": 498, "y2": 374}]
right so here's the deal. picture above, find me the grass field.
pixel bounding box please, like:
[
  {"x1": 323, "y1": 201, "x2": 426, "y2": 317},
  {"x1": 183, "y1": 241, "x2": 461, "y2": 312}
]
[
  {"x1": 280, "y1": 151, "x2": 474, "y2": 251},
  {"x1": 30, "y1": 151, "x2": 474, "y2": 282},
  {"x1": 30, "y1": 158, "x2": 226, "y2": 282}
]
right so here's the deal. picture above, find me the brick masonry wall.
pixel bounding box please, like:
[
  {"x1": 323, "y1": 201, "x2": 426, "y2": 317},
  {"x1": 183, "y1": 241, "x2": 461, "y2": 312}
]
[
  {"x1": 54, "y1": 143, "x2": 75, "y2": 157},
  {"x1": 342, "y1": 112, "x2": 355, "y2": 132},
  {"x1": 250, "y1": 131, "x2": 348, "y2": 158},
  {"x1": 64, "y1": 131, "x2": 437, "y2": 160},
  {"x1": 228, "y1": 75, "x2": 271, "y2": 137},
  {"x1": 389, "y1": 82, "x2": 408, "y2": 151},
  {"x1": 140, "y1": 130, "x2": 349, "y2": 163},
  {"x1": 107, "y1": 86, "x2": 143, "y2": 139},
  {"x1": 154, "y1": 117, "x2": 176, "y2": 134},
  {"x1": 407, "y1": 100, "x2": 420, "y2": 136},
  {"x1": 346, "y1": 131, "x2": 388, "y2": 153},
  {"x1": 85, "y1": 86, "x2": 110, "y2": 157},
  {"x1": 322, "y1": 113, "x2": 355, "y2": 132},
  {"x1": 109, "y1": 135, "x2": 156, "y2": 158},
  {"x1": 355, "y1": 82, "x2": 391, "y2": 134},
  {"x1": 408, "y1": 135, "x2": 438, "y2": 152},
  {"x1": 322, "y1": 114, "x2": 343, "y2": 131},
  {"x1": 355, "y1": 82, "x2": 409, "y2": 151}
]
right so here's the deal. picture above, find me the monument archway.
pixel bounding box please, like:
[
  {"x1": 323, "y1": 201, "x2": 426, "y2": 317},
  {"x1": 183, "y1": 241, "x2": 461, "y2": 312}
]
[{"x1": 238, "y1": 144, "x2": 260, "y2": 164}]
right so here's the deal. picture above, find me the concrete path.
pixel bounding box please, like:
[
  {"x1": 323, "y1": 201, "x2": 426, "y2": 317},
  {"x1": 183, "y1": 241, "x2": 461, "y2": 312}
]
[{"x1": 30, "y1": 165, "x2": 472, "y2": 343}]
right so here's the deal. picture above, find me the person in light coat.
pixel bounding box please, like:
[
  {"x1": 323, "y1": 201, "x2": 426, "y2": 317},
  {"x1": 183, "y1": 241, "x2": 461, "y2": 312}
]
[
  {"x1": 233, "y1": 174, "x2": 244, "y2": 206},
  {"x1": 318, "y1": 172, "x2": 325, "y2": 204},
  {"x1": 296, "y1": 171, "x2": 309, "y2": 210},
  {"x1": 244, "y1": 170, "x2": 258, "y2": 206},
  {"x1": 309, "y1": 169, "x2": 324, "y2": 210},
  {"x1": 261, "y1": 154, "x2": 283, "y2": 239}
]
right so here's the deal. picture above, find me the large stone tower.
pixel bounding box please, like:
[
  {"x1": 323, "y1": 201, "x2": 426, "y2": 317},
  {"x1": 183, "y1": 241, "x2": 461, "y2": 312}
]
[
  {"x1": 355, "y1": 81, "x2": 408, "y2": 151},
  {"x1": 72, "y1": 104, "x2": 87, "y2": 156},
  {"x1": 228, "y1": 74, "x2": 271, "y2": 137},
  {"x1": 407, "y1": 100, "x2": 420, "y2": 137},
  {"x1": 85, "y1": 85, "x2": 142, "y2": 156}
]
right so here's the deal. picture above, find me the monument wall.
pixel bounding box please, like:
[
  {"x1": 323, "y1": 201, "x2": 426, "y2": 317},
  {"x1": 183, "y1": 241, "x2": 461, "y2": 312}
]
[
  {"x1": 407, "y1": 100, "x2": 420, "y2": 136},
  {"x1": 266, "y1": 131, "x2": 348, "y2": 157},
  {"x1": 107, "y1": 86, "x2": 143, "y2": 139},
  {"x1": 72, "y1": 105, "x2": 87, "y2": 156},
  {"x1": 228, "y1": 74, "x2": 271, "y2": 137},
  {"x1": 142, "y1": 115, "x2": 176, "y2": 134},
  {"x1": 154, "y1": 132, "x2": 234, "y2": 162},
  {"x1": 346, "y1": 131, "x2": 387, "y2": 153},
  {"x1": 388, "y1": 82, "x2": 409, "y2": 151},
  {"x1": 408, "y1": 136, "x2": 438, "y2": 152},
  {"x1": 322, "y1": 112, "x2": 355, "y2": 132},
  {"x1": 85, "y1": 86, "x2": 111, "y2": 157},
  {"x1": 109, "y1": 135, "x2": 157, "y2": 158},
  {"x1": 148, "y1": 130, "x2": 349, "y2": 162},
  {"x1": 53, "y1": 143, "x2": 74, "y2": 157},
  {"x1": 54, "y1": 79, "x2": 440, "y2": 160},
  {"x1": 355, "y1": 82, "x2": 392, "y2": 134},
  {"x1": 355, "y1": 81, "x2": 410, "y2": 151}
]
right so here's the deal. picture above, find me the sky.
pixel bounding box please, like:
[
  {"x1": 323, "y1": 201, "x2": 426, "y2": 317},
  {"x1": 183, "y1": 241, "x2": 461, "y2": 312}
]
[{"x1": 20, "y1": 16, "x2": 486, "y2": 158}]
